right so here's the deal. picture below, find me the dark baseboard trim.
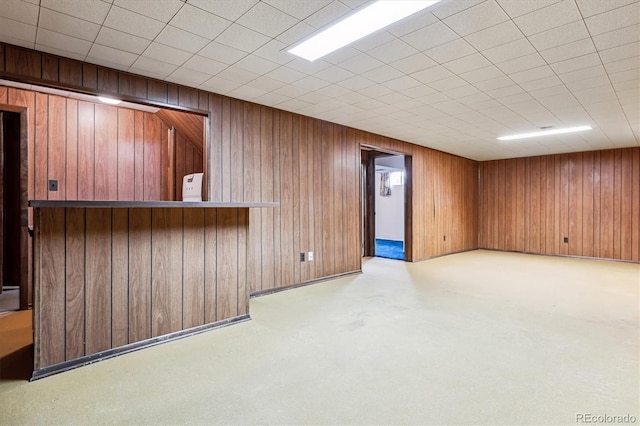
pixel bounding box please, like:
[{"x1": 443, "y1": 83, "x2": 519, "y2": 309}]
[
  {"x1": 250, "y1": 270, "x2": 362, "y2": 298},
  {"x1": 31, "y1": 314, "x2": 251, "y2": 381},
  {"x1": 476, "y1": 247, "x2": 640, "y2": 264}
]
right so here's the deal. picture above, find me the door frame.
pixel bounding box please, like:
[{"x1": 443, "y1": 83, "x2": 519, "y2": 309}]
[
  {"x1": 360, "y1": 145, "x2": 413, "y2": 262},
  {"x1": 1, "y1": 104, "x2": 30, "y2": 309}
]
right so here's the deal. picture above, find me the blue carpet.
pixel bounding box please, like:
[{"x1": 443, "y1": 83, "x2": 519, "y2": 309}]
[{"x1": 375, "y1": 239, "x2": 404, "y2": 260}]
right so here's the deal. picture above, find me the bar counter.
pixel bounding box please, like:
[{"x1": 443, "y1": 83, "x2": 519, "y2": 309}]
[{"x1": 30, "y1": 200, "x2": 277, "y2": 379}]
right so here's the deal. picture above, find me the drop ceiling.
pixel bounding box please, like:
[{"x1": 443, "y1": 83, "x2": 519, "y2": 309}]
[{"x1": 0, "y1": 0, "x2": 638, "y2": 161}]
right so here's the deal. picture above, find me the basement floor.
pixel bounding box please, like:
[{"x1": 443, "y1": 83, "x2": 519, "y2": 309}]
[{"x1": 0, "y1": 250, "x2": 638, "y2": 425}]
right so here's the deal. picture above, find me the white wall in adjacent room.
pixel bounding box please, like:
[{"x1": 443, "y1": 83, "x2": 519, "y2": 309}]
[{"x1": 375, "y1": 155, "x2": 404, "y2": 242}]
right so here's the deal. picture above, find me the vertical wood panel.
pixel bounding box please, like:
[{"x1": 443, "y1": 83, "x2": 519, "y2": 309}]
[
  {"x1": 47, "y1": 95, "x2": 66, "y2": 200},
  {"x1": 237, "y1": 208, "x2": 248, "y2": 315},
  {"x1": 65, "y1": 100, "x2": 78, "y2": 200},
  {"x1": 77, "y1": 101, "x2": 95, "y2": 200},
  {"x1": 41, "y1": 54, "x2": 58, "y2": 84},
  {"x1": 280, "y1": 112, "x2": 294, "y2": 286},
  {"x1": 613, "y1": 149, "x2": 623, "y2": 259},
  {"x1": 133, "y1": 111, "x2": 145, "y2": 201},
  {"x1": 593, "y1": 152, "x2": 601, "y2": 258},
  {"x1": 112, "y1": 209, "x2": 129, "y2": 347},
  {"x1": 35, "y1": 93, "x2": 48, "y2": 200},
  {"x1": 204, "y1": 209, "x2": 217, "y2": 323},
  {"x1": 568, "y1": 153, "x2": 582, "y2": 256},
  {"x1": 600, "y1": 150, "x2": 614, "y2": 259},
  {"x1": 65, "y1": 208, "x2": 85, "y2": 360},
  {"x1": 183, "y1": 208, "x2": 205, "y2": 329},
  {"x1": 221, "y1": 97, "x2": 231, "y2": 202},
  {"x1": 582, "y1": 152, "x2": 595, "y2": 258},
  {"x1": 143, "y1": 113, "x2": 161, "y2": 200},
  {"x1": 230, "y1": 99, "x2": 243, "y2": 202},
  {"x1": 117, "y1": 108, "x2": 135, "y2": 200},
  {"x1": 260, "y1": 107, "x2": 275, "y2": 290},
  {"x1": 129, "y1": 208, "x2": 152, "y2": 342},
  {"x1": 217, "y1": 209, "x2": 238, "y2": 320},
  {"x1": 85, "y1": 208, "x2": 112, "y2": 355},
  {"x1": 620, "y1": 149, "x2": 633, "y2": 260},
  {"x1": 94, "y1": 104, "x2": 118, "y2": 200},
  {"x1": 633, "y1": 149, "x2": 640, "y2": 262},
  {"x1": 37, "y1": 208, "x2": 66, "y2": 368},
  {"x1": 59, "y1": 59, "x2": 82, "y2": 88},
  {"x1": 151, "y1": 208, "x2": 183, "y2": 336}
]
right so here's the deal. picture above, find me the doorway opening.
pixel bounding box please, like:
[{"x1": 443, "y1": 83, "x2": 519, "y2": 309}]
[
  {"x1": 361, "y1": 147, "x2": 412, "y2": 261},
  {"x1": 0, "y1": 108, "x2": 27, "y2": 312}
]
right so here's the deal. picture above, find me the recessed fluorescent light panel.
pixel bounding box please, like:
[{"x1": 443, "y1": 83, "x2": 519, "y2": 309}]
[
  {"x1": 288, "y1": 0, "x2": 440, "y2": 61},
  {"x1": 98, "y1": 96, "x2": 122, "y2": 105},
  {"x1": 497, "y1": 126, "x2": 592, "y2": 141}
]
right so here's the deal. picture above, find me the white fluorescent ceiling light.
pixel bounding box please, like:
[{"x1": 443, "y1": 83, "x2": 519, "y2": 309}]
[
  {"x1": 288, "y1": 0, "x2": 440, "y2": 61},
  {"x1": 497, "y1": 126, "x2": 592, "y2": 141},
  {"x1": 98, "y1": 96, "x2": 122, "y2": 105}
]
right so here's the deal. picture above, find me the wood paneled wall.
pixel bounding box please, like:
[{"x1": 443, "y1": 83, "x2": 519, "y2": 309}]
[
  {"x1": 1, "y1": 43, "x2": 480, "y2": 295},
  {"x1": 33, "y1": 206, "x2": 248, "y2": 370},
  {"x1": 0, "y1": 86, "x2": 171, "y2": 202},
  {"x1": 479, "y1": 148, "x2": 640, "y2": 262}
]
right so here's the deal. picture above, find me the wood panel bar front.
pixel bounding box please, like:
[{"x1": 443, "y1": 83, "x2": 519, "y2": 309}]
[{"x1": 31, "y1": 202, "x2": 274, "y2": 379}]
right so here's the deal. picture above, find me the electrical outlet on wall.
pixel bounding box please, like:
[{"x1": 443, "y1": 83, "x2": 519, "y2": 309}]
[
  {"x1": 300, "y1": 252, "x2": 305, "y2": 262},
  {"x1": 48, "y1": 180, "x2": 58, "y2": 191},
  {"x1": 563, "y1": 237, "x2": 569, "y2": 243},
  {"x1": 308, "y1": 251, "x2": 314, "y2": 261}
]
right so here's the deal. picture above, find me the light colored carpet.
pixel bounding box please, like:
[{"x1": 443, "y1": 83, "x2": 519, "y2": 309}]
[{"x1": 0, "y1": 250, "x2": 638, "y2": 425}]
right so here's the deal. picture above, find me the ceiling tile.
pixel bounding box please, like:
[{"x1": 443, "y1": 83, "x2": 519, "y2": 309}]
[
  {"x1": 598, "y1": 41, "x2": 640, "y2": 64},
  {"x1": 199, "y1": 41, "x2": 247, "y2": 65},
  {"x1": 513, "y1": 0, "x2": 582, "y2": 36},
  {"x1": 474, "y1": 75, "x2": 513, "y2": 91},
  {"x1": 216, "y1": 66, "x2": 260, "y2": 84},
  {"x1": 510, "y1": 65, "x2": 555, "y2": 83},
  {"x1": 130, "y1": 56, "x2": 178, "y2": 77},
  {"x1": 584, "y1": 2, "x2": 640, "y2": 35},
  {"x1": 142, "y1": 42, "x2": 192, "y2": 66},
  {"x1": 463, "y1": 20, "x2": 523, "y2": 51},
  {"x1": 0, "y1": 17, "x2": 36, "y2": 44},
  {"x1": 576, "y1": 0, "x2": 637, "y2": 17},
  {"x1": 351, "y1": 30, "x2": 396, "y2": 52},
  {"x1": 444, "y1": 0, "x2": 509, "y2": 36},
  {"x1": 95, "y1": 27, "x2": 151, "y2": 55},
  {"x1": 40, "y1": 0, "x2": 110, "y2": 24},
  {"x1": 604, "y1": 56, "x2": 640, "y2": 74},
  {"x1": 389, "y1": 53, "x2": 437, "y2": 74},
  {"x1": 39, "y1": 8, "x2": 101, "y2": 41},
  {"x1": 482, "y1": 38, "x2": 534, "y2": 63},
  {"x1": 387, "y1": 9, "x2": 439, "y2": 37},
  {"x1": 459, "y1": 65, "x2": 504, "y2": 83},
  {"x1": 266, "y1": 66, "x2": 307, "y2": 84},
  {"x1": 246, "y1": 75, "x2": 286, "y2": 92},
  {"x1": 167, "y1": 67, "x2": 211, "y2": 86},
  {"x1": 234, "y1": 55, "x2": 281, "y2": 75},
  {"x1": 88, "y1": 44, "x2": 139, "y2": 68},
  {"x1": 425, "y1": 39, "x2": 476, "y2": 63},
  {"x1": 338, "y1": 53, "x2": 385, "y2": 74},
  {"x1": 36, "y1": 28, "x2": 92, "y2": 57},
  {"x1": 303, "y1": 0, "x2": 350, "y2": 28},
  {"x1": 428, "y1": 75, "x2": 469, "y2": 92},
  {"x1": 592, "y1": 24, "x2": 640, "y2": 50},
  {"x1": 1, "y1": 0, "x2": 40, "y2": 25},
  {"x1": 237, "y1": 2, "x2": 298, "y2": 38},
  {"x1": 337, "y1": 75, "x2": 376, "y2": 91},
  {"x1": 431, "y1": 0, "x2": 486, "y2": 19},
  {"x1": 114, "y1": 0, "x2": 184, "y2": 22},
  {"x1": 291, "y1": 75, "x2": 330, "y2": 91},
  {"x1": 36, "y1": 44, "x2": 86, "y2": 61},
  {"x1": 104, "y1": 6, "x2": 165, "y2": 40},
  {"x1": 527, "y1": 20, "x2": 590, "y2": 51},
  {"x1": 367, "y1": 39, "x2": 419, "y2": 64},
  {"x1": 550, "y1": 53, "x2": 602, "y2": 74},
  {"x1": 403, "y1": 21, "x2": 459, "y2": 52},
  {"x1": 199, "y1": 75, "x2": 242, "y2": 94},
  {"x1": 518, "y1": 75, "x2": 563, "y2": 91},
  {"x1": 285, "y1": 58, "x2": 332, "y2": 74},
  {"x1": 182, "y1": 55, "x2": 227, "y2": 75},
  {"x1": 263, "y1": 0, "x2": 331, "y2": 19},
  {"x1": 496, "y1": 0, "x2": 561, "y2": 18},
  {"x1": 170, "y1": 5, "x2": 231, "y2": 40},
  {"x1": 155, "y1": 26, "x2": 210, "y2": 54},
  {"x1": 443, "y1": 53, "x2": 491, "y2": 74},
  {"x1": 539, "y1": 38, "x2": 596, "y2": 63},
  {"x1": 382, "y1": 76, "x2": 422, "y2": 92},
  {"x1": 188, "y1": 0, "x2": 259, "y2": 21},
  {"x1": 215, "y1": 23, "x2": 270, "y2": 53},
  {"x1": 357, "y1": 84, "x2": 394, "y2": 99},
  {"x1": 496, "y1": 53, "x2": 546, "y2": 74},
  {"x1": 275, "y1": 21, "x2": 315, "y2": 45},
  {"x1": 272, "y1": 83, "x2": 307, "y2": 98},
  {"x1": 362, "y1": 65, "x2": 404, "y2": 84},
  {"x1": 228, "y1": 85, "x2": 269, "y2": 101},
  {"x1": 314, "y1": 65, "x2": 356, "y2": 83},
  {"x1": 253, "y1": 39, "x2": 295, "y2": 65},
  {"x1": 411, "y1": 65, "x2": 454, "y2": 84}
]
